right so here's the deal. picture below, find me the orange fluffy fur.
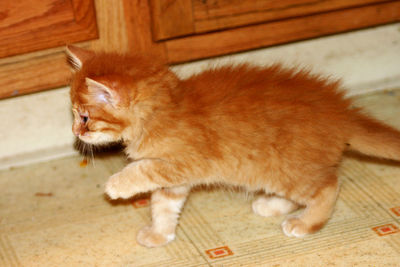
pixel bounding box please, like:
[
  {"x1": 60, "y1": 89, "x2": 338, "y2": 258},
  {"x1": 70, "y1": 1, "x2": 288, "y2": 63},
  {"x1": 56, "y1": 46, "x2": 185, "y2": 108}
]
[{"x1": 66, "y1": 45, "x2": 400, "y2": 247}]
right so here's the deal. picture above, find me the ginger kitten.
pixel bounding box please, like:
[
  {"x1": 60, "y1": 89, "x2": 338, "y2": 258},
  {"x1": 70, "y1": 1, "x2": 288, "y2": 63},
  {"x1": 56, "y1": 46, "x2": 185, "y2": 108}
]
[{"x1": 66, "y1": 45, "x2": 400, "y2": 248}]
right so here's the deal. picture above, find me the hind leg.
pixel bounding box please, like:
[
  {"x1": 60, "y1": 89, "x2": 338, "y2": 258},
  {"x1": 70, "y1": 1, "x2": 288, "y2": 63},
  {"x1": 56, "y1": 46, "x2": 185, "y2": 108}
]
[
  {"x1": 282, "y1": 176, "x2": 339, "y2": 238},
  {"x1": 252, "y1": 195, "x2": 299, "y2": 217}
]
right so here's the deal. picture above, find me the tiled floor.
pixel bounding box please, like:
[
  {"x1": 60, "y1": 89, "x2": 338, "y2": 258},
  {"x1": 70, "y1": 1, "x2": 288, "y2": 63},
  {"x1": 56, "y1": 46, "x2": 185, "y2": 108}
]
[{"x1": 1, "y1": 89, "x2": 400, "y2": 266}]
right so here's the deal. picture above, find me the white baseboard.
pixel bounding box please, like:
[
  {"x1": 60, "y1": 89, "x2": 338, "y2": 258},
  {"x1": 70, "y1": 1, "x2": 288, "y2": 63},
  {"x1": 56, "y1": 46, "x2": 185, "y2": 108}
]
[{"x1": 0, "y1": 145, "x2": 78, "y2": 170}]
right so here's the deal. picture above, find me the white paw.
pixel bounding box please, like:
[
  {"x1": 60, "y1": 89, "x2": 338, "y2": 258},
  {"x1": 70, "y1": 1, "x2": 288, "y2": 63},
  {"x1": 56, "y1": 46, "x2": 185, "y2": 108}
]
[
  {"x1": 137, "y1": 225, "x2": 175, "y2": 248},
  {"x1": 252, "y1": 197, "x2": 278, "y2": 217},
  {"x1": 252, "y1": 196, "x2": 298, "y2": 217}
]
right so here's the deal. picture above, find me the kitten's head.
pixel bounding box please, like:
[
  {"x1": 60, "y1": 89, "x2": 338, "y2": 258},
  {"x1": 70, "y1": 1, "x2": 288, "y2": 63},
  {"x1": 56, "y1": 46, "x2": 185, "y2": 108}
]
[{"x1": 66, "y1": 45, "x2": 176, "y2": 145}]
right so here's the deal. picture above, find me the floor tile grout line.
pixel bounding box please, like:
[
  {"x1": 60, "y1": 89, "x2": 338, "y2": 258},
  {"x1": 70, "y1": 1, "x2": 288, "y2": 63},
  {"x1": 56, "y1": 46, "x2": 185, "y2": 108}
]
[
  {"x1": 180, "y1": 210, "x2": 213, "y2": 249},
  {"x1": 0, "y1": 237, "x2": 10, "y2": 267},
  {"x1": 235, "y1": 217, "x2": 389, "y2": 253},
  {"x1": 348, "y1": 160, "x2": 400, "y2": 202},
  {"x1": 2, "y1": 205, "x2": 145, "y2": 236},
  {"x1": 219, "y1": 219, "x2": 392, "y2": 265},
  {"x1": 340, "y1": 173, "x2": 388, "y2": 218},
  {"x1": 353, "y1": 166, "x2": 399, "y2": 203},
  {"x1": 342, "y1": 174, "x2": 385, "y2": 214},
  {"x1": 339, "y1": 177, "x2": 372, "y2": 215},
  {"x1": 343, "y1": 163, "x2": 400, "y2": 221},
  {"x1": 385, "y1": 234, "x2": 400, "y2": 252},
  {"x1": 183, "y1": 205, "x2": 223, "y2": 248},
  {"x1": 0, "y1": 235, "x2": 19, "y2": 267},
  {"x1": 170, "y1": 228, "x2": 201, "y2": 260},
  {"x1": 339, "y1": 186, "x2": 367, "y2": 216},
  {"x1": 188, "y1": 204, "x2": 225, "y2": 245},
  {"x1": 341, "y1": 167, "x2": 393, "y2": 217},
  {"x1": 178, "y1": 225, "x2": 212, "y2": 267},
  {"x1": 215, "y1": 234, "x2": 376, "y2": 266}
]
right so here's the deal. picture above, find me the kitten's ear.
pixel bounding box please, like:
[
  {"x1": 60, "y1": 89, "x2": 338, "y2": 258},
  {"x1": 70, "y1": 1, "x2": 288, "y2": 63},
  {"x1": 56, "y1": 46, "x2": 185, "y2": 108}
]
[
  {"x1": 66, "y1": 45, "x2": 94, "y2": 71},
  {"x1": 85, "y1": 78, "x2": 119, "y2": 106}
]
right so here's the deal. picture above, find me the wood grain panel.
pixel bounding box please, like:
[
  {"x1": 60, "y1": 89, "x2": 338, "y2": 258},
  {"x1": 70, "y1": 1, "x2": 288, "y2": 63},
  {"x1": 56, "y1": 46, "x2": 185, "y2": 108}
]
[
  {"x1": 193, "y1": 0, "x2": 390, "y2": 33},
  {"x1": 150, "y1": 0, "x2": 195, "y2": 41},
  {"x1": 124, "y1": 0, "x2": 167, "y2": 60},
  {"x1": 0, "y1": 51, "x2": 70, "y2": 98},
  {"x1": 166, "y1": 1, "x2": 400, "y2": 63},
  {"x1": 90, "y1": 0, "x2": 130, "y2": 52},
  {"x1": 0, "y1": 0, "x2": 98, "y2": 58}
]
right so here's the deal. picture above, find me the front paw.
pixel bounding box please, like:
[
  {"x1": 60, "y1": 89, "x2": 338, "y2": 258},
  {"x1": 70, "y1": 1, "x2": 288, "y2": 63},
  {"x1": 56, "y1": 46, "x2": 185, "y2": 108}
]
[
  {"x1": 136, "y1": 225, "x2": 175, "y2": 248},
  {"x1": 105, "y1": 172, "x2": 135, "y2": 200}
]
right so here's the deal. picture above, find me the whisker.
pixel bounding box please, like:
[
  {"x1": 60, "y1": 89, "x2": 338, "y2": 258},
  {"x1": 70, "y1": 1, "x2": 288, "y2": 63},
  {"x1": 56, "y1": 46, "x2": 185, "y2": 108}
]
[
  {"x1": 90, "y1": 144, "x2": 96, "y2": 167},
  {"x1": 75, "y1": 139, "x2": 97, "y2": 168},
  {"x1": 83, "y1": 142, "x2": 88, "y2": 161}
]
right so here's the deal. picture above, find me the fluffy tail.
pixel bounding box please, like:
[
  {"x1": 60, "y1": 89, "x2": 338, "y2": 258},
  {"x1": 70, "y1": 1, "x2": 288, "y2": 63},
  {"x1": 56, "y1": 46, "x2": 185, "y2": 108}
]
[{"x1": 347, "y1": 113, "x2": 400, "y2": 161}]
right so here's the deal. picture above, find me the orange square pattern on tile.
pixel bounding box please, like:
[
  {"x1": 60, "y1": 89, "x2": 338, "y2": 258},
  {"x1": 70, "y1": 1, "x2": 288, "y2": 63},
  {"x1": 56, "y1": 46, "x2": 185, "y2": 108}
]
[
  {"x1": 205, "y1": 246, "x2": 234, "y2": 259},
  {"x1": 372, "y1": 224, "x2": 400, "y2": 236}
]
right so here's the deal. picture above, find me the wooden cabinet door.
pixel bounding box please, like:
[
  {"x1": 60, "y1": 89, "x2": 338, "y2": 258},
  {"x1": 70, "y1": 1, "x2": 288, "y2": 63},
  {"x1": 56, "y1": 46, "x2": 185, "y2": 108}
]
[
  {"x1": 0, "y1": 0, "x2": 399, "y2": 99},
  {"x1": 151, "y1": 0, "x2": 400, "y2": 63},
  {"x1": 0, "y1": 0, "x2": 97, "y2": 58},
  {"x1": 151, "y1": 0, "x2": 393, "y2": 40},
  {"x1": 161, "y1": 0, "x2": 400, "y2": 63}
]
